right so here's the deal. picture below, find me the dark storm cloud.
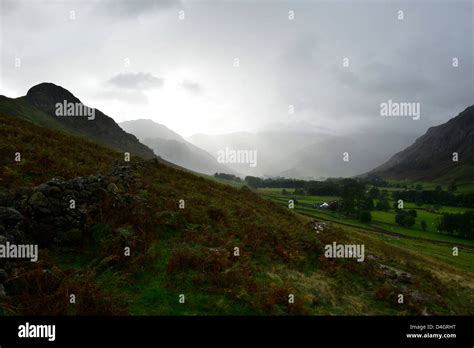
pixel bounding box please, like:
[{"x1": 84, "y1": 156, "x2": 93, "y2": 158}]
[
  {"x1": 270, "y1": 0, "x2": 473, "y2": 135},
  {"x1": 0, "y1": 0, "x2": 472, "y2": 137},
  {"x1": 107, "y1": 72, "x2": 164, "y2": 90}
]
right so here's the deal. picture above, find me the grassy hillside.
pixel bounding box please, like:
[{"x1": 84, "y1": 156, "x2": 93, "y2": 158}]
[
  {"x1": 0, "y1": 113, "x2": 120, "y2": 188},
  {"x1": 0, "y1": 84, "x2": 156, "y2": 159},
  {"x1": 0, "y1": 96, "x2": 71, "y2": 133},
  {"x1": 369, "y1": 106, "x2": 474, "y2": 182},
  {"x1": 0, "y1": 113, "x2": 473, "y2": 315}
]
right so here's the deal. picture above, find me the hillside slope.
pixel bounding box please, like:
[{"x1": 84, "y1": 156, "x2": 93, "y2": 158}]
[
  {"x1": 0, "y1": 83, "x2": 155, "y2": 159},
  {"x1": 0, "y1": 113, "x2": 473, "y2": 315},
  {"x1": 369, "y1": 106, "x2": 474, "y2": 181}
]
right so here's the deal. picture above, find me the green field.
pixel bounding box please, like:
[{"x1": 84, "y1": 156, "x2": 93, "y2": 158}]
[
  {"x1": 339, "y1": 223, "x2": 474, "y2": 274},
  {"x1": 260, "y1": 192, "x2": 474, "y2": 247},
  {"x1": 257, "y1": 191, "x2": 474, "y2": 279},
  {"x1": 455, "y1": 182, "x2": 474, "y2": 194}
]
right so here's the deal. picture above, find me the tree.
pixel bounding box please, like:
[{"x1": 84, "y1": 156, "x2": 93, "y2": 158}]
[
  {"x1": 421, "y1": 220, "x2": 427, "y2": 231},
  {"x1": 245, "y1": 176, "x2": 263, "y2": 188},
  {"x1": 438, "y1": 211, "x2": 474, "y2": 240},
  {"x1": 379, "y1": 190, "x2": 389, "y2": 200},
  {"x1": 215, "y1": 172, "x2": 242, "y2": 182},
  {"x1": 448, "y1": 181, "x2": 457, "y2": 193},
  {"x1": 240, "y1": 185, "x2": 251, "y2": 192},
  {"x1": 395, "y1": 210, "x2": 415, "y2": 227},
  {"x1": 359, "y1": 210, "x2": 372, "y2": 223},
  {"x1": 408, "y1": 209, "x2": 417, "y2": 218},
  {"x1": 376, "y1": 198, "x2": 390, "y2": 211},
  {"x1": 340, "y1": 179, "x2": 366, "y2": 217},
  {"x1": 395, "y1": 211, "x2": 404, "y2": 225},
  {"x1": 368, "y1": 186, "x2": 380, "y2": 199},
  {"x1": 361, "y1": 197, "x2": 374, "y2": 210},
  {"x1": 294, "y1": 188, "x2": 306, "y2": 195}
]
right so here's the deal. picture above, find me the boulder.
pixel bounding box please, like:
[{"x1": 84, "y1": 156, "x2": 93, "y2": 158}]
[
  {"x1": 28, "y1": 191, "x2": 49, "y2": 209},
  {"x1": 0, "y1": 207, "x2": 23, "y2": 228},
  {"x1": 0, "y1": 189, "x2": 13, "y2": 206}
]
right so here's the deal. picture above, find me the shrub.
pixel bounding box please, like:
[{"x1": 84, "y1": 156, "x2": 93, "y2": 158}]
[
  {"x1": 421, "y1": 220, "x2": 427, "y2": 231},
  {"x1": 395, "y1": 210, "x2": 415, "y2": 227},
  {"x1": 359, "y1": 210, "x2": 372, "y2": 223},
  {"x1": 408, "y1": 209, "x2": 417, "y2": 218},
  {"x1": 376, "y1": 198, "x2": 390, "y2": 211},
  {"x1": 240, "y1": 185, "x2": 251, "y2": 192}
]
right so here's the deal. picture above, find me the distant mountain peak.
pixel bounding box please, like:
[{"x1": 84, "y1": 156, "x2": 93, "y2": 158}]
[
  {"x1": 120, "y1": 119, "x2": 184, "y2": 142},
  {"x1": 120, "y1": 119, "x2": 237, "y2": 175}
]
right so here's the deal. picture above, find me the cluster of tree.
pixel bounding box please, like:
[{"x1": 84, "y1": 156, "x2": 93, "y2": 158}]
[
  {"x1": 391, "y1": 183, "x2": 424, "y2": 190},
  {"x1": 378, "y1": 180, "x2": 458, "y2": 193},
  {"x1": 306, "y1": 181, "x2": 341, "y2": 196},
  {"x1": 366, "y1": 187, "x2": 392, "y2": 211},
  {"x1": 392, "y1": 189, "x2": 474, "y2": 208},
  {"x1": 438, "y1": 211, "x2": 474, "y2": 240},
  {"x1": 214, "y1": 173, "x2": 242, "y2": 182},
  {"x1": 360, "y1": 175, "x2": 389, "y2": 187},
  {"x1": 244, "y1": 176, "x2": 306, "y2": 189},
  {"x1": 394, "y1": 209, "x2": 417, "y2": 227},
  {"x1": 338, "y1": 179, "x2": 373, "y2": 223},
  {"x1": 244, "y1": 176, "x2": 342, "y2": 196}
]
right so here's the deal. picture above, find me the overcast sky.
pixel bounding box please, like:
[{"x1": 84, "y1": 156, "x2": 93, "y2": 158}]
[{"x1": 0, "y1": 0, "x2": 472, "y2": 137}]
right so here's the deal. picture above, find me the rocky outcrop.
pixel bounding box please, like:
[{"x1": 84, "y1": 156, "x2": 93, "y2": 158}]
[{"x1": 0, "y1": 162, "x2": 147, "y2": 297}]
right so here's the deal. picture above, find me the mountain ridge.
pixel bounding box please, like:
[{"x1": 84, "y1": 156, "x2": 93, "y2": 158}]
[
  {"x1": 368, "y1": 105, "x2": 474, "y2": 181},
  {"x1": 0, "y1": 82, "x2": 156, "y2": 159},
  {"x1": 120, "y1": 119, "x2": 238, "y2": 175}
]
